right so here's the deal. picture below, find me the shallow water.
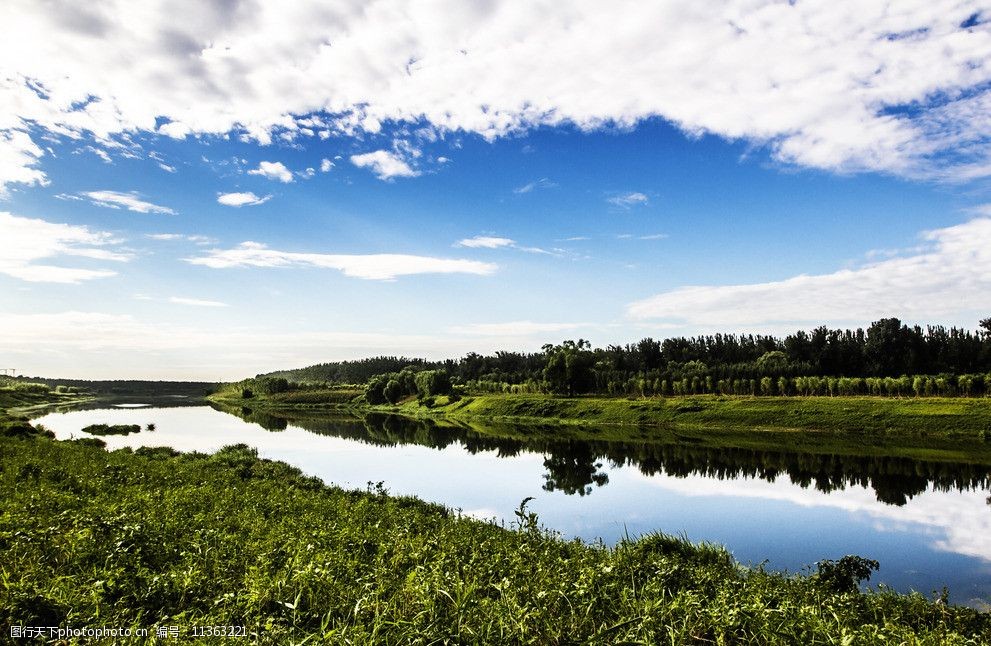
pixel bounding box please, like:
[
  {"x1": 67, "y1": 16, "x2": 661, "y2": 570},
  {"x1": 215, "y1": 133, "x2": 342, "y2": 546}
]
[{"x1": 33, "y1": 404, "x2": 991, "y2": 607}]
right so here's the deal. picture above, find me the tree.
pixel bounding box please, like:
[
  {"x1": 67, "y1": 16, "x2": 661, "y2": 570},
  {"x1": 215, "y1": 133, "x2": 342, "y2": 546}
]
[
  {"x1": 542, "y1": 340, "x2": 595, "y2": 396},
  {"x1": 755, "y1": 350, "x2": 788, "y2": 375},
  {"x1": 636, "y1": 337, "x2": 663, "y2": 371},
  {"x1": 365, "y1": 375, "x2": 390, "y2": 404},
  {"x1": 865, "y1": 318, "x2": 910, "y2": 376},
  {"x1": 414, "y1": 370, "x2": 452, "y2": 398},
  {"x1": 383, "y1": 379, "x2": 402, "y2": 404}
]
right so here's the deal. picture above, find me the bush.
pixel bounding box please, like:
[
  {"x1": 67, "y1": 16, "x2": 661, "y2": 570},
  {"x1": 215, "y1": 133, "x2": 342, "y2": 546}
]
[
  {"x1": 815, "y1": 555, "x2": 880, "y2": 593},
  {"x1": 81, "y1": 424, "x2": 141, "y2": 436}
]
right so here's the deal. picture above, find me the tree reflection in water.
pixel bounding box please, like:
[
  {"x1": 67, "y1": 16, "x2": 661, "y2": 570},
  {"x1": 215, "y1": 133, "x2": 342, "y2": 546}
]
[
  {"x1": 215, "y1": 404, "x2": 991, "y2": 505},
  {"x1": 541, "y1": 442, "x2": 609, "y2": 496}
]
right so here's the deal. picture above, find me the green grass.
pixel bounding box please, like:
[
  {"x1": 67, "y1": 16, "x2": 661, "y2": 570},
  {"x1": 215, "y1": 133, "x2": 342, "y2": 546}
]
[
  {"x1": 0, "y1": 385, "x2": 92, "y2": 413},
  {"x1": 377, "y1": 393, "x2": 991, "y2": 438},
  {"x1": 2, "y1": 428, "x2": 989, "y2": 644}
]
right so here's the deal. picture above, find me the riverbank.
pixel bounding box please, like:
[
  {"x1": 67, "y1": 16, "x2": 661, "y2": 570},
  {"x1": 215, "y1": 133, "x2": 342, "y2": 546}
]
[
  {"x1": 0, "y1": 386, "x2": 94, "y2": 415},
  {"x1": 2, "y1": 418, "x2": 988, "y2": 643},
  {"x1": 211, "y1": 390, "x2": 991, "y2": 438}
]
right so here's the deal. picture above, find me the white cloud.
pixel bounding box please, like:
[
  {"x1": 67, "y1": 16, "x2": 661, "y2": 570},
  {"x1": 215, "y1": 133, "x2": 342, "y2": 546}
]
[
  {"x1": 638, "y1": 233, "x2": 668, "y2": 240},
  {"x1": 146, "y1": 233, "x2": 215, "y2": 245},
  {"x1": 217, "y1": 191, "x2": 271, "y2": 207},
  {"x1": 350, "y1": 150, "x2": 419, "y2": 180},
  {"x1": 2, "y1": 1, "x2": 988, "y2": 192},
  {"x1": 78, "y1": 146, "x2": 112, "y2": 164},
  {"x1": 627, "y1": 217, "x2": 991, "y2": 326},
  {"x1": 517, "y1": 246, "x2": 555, "y2": 255},
  {"x1": 157, "y1": 162, "x2": 176, "y2": 173},
  {"x1": 514, "y1": 178, "x2": 557, "y2": 194},
  {"x1": 455, "y1": 235, "x2": 559, "y2": 256},
  {"x1": 607, "y1": 192, "x2": 649, "y2": 208},
  {"x1": 0, "y1": 211, "x2": 128, "y2": 283},
  {"x1": 448, "y1": 321, "x2": 587, "y2": 336},
  {"x1": 0, "y1": 130, "x2": 47, "y2": 196},
  {"x1": 82, "y1": 190, "x2": 175, "y2": 214},
  {"x1": 186, "y1": 241, "x2": 497, "y2": 280},
  {"x1": 320, "y1": 158, "x2": 333, "y2": 172},
  {"x1": 247, "y1": 160, "x2": 293, "y2": 183},
  {"x1": 456, "y1": 236, "x2": 515, "y2": 249},
  {"x1": 169, "y1": 296, "x2": 228, "y2": 307}
]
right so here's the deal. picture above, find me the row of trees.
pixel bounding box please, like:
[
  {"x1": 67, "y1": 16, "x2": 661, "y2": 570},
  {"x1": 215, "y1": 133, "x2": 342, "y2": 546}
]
[
  {"x1": 466, "y1": 372, "x2": 991, "y2": 398},
  {"x1": 261, "y1": 318, "x2": 991, "y2": 399}
]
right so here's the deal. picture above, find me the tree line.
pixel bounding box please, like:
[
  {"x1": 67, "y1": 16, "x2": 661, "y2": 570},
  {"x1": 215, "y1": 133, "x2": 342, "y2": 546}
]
[{"x1": 256, "y1": 318, "x2": 991, "y2": 398}]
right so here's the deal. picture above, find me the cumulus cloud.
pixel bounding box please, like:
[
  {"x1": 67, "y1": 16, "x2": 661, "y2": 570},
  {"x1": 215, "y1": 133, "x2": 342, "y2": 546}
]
[
  {"x1": 350, "y1": 150, "x2": 419, "y2": 180},
  {"x1": 456, "y1": 236, "x2": 515, "y2": 249},
  {"x1": 185, "y1": 241, "x2": 497, "y2": 280},
  {"x1": 247, "y1": 160, "x2": 293, "y2": 183},
  {"x1": 81, "y1": 190, "x2": 175, "y2": 214},
  {"x1": 169, "y1": 296, "x2": 228, "y2": 307},
  {"x1": 607, "y1": 192, "x2": 649, "y2": 208},
  {"x1": 320, "y1": 158, "x2": 333, "y2": 172},
  {"x1": 627, "y1": 217, "x2": 991, "y2": 327},
  {"x1": 0, "y1": 211, "x2": 128, "y2": 283},
  {"x1": 217, "y1": 191, "x2": 271, "y2": 207},
  {"x1": 2, "y1": 0, "x2": 989, "y2": 193}
]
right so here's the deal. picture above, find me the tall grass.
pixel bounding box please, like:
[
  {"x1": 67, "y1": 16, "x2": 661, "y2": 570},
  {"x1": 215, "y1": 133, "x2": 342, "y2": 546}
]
[{"x1": 1, "y1": 427, "x2": 988, "y2": 644}]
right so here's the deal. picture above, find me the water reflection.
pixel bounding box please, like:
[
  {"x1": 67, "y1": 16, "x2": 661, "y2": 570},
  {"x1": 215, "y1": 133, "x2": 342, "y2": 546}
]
[{"x1": 222, "y1": 404, "x2": 991, "y2": 506}]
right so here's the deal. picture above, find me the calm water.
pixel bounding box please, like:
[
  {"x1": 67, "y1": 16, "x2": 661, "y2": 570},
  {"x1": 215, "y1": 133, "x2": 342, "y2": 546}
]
[{"x1": 33, "y1": 403, "x2": 991, "y2": 608}]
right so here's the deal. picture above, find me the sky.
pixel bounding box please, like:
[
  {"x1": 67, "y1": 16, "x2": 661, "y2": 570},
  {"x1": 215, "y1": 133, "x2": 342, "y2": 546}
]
[{"x1": 1, "y1": 0, "x2": 990, "y2": 380}]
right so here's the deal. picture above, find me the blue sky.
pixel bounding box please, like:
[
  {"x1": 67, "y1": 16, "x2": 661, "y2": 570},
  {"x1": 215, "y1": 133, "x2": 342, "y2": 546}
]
[{"x1": 1, "y1": 1, "x2": 990, "y2": 379}]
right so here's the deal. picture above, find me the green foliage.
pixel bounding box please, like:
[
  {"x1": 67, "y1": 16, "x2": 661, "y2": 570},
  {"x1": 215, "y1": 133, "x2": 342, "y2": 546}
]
[
  {"x1": 1, "y1": 434, "x2": 988, "y2": 644},
  {"x1": 0, "y1": 412, "x2": 54, "y2": 439},
  {"x1": 255, "y1": 377, "x2": 290, "y2": 395},
  {"x1": 756, "y1": 350, "x2": 789, "y2": 374},
  {"x1": 364, "y1": 374, "x2": 389, "y2": 404},
  {"x1": 414, "y1": 369, "x2": 452, "y2": 398},
  {"x1": 383, "y1": 379, "x2": 402, "y2": 404},
  {"x1": 815, "y1": 556, "x2": 880, "y2": 594},
  {"x1": 81, "y1": 423, "x2": 142, "y2": 436},
  {"x1": 542, "y1": 339, "x2": 595, "y2": 396}
]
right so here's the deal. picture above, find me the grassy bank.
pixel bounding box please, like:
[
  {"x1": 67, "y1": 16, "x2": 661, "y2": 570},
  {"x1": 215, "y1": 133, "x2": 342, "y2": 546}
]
[
  {"x1": 211, "y1": 387, "x2": 991, "y2": 437},
  {"x1": 0, "y1": 383, "x2": 93, "y2": 414},
  {"x1": 2, "y1": 425, "x2": 989, "y2": 644},
  {"x1": 372, "y1": 393, "x2": 991, "y2": 439}
]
